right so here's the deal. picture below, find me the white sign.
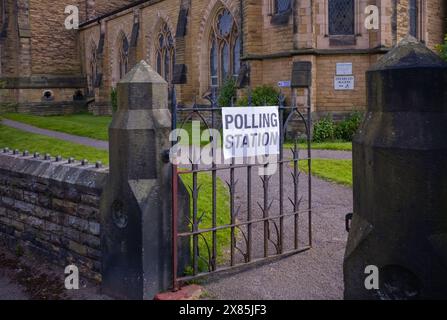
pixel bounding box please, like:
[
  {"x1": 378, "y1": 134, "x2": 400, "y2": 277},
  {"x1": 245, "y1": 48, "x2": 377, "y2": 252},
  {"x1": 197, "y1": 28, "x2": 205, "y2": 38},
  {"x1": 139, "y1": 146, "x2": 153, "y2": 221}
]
[
  {"x1": 336, "y1": 63, "x2": 353, "y2": 75},
  {"x1": 334, "y1": 76, "x2": 355, "y2": 90},
  {"x1": 222, "y1": 107, "x2": 280, "y2": 159},
  {"x1": 277, "y1": 81, "x2": 291, "y2": 88}
]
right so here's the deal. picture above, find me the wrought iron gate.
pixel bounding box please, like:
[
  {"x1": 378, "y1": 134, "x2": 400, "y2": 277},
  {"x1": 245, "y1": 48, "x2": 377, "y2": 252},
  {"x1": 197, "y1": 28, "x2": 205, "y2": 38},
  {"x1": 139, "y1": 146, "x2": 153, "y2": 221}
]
[{"x1": 171, "y1": 89, "x2": 312, "y2": 290}]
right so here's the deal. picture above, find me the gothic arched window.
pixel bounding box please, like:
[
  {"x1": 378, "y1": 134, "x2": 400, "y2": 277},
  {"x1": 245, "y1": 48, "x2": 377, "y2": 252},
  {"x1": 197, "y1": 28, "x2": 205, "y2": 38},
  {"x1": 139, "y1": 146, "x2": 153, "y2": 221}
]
[
  {"x1": 88, "y1": 42, "x2": 97, "y2": 94},
  {"x1": 155, "y1": 22, "x2": 175, "y2": 83},
  {"x1": 274, "y1": 0, "x2": 291, "y2": 14},
  {"x1": 409, "y1": 0, "x2": 419, "y2": 38},
  {"x1": 329, "y1": 0, "x2": 355, "y2": 36},
  {"x1": 119, "y1": 35, "x2": 129, "y2": 79},
  {"x1": 209, "y1": 8, "x2": 240, "y2": 88}
]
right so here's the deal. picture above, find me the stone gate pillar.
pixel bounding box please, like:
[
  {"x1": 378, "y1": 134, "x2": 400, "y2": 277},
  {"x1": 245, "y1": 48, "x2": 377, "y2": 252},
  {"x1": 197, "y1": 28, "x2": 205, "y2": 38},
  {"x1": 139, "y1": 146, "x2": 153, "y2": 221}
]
[
  {"x1": 344, "y1": 37, "x2": 447, "y2": 300},
  {"x1": 100, "y1": 60, "x2": 175, "y2": 300}
]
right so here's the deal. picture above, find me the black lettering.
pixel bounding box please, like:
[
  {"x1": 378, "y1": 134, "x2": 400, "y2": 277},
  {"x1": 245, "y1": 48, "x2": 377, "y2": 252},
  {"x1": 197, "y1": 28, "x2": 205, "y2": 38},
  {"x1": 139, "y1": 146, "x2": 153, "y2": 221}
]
[
  {"x1": 225, "y1": 135, "x2": 234, "y2": 149},
  {"x1": 225, "y1": 115, "x2": 234, "y2": 130},
  {"x1": 262, "y1": 113, "x2": 270, "y2": 128},
  {"x1": 271, "y1": 113, "x2": 278, "y2": 127},
  {"x1": 242, "y1": 135, "x2": 249, "y2": 147},
  {"x1": 263, "y1": 133, "x2": 270, "y2": 146},
  {"x1": 235, "y1": 115, "x2": 243, "y2": 129},
  {"x1": 252, "y1": 114, "x2": 259, "y2": 129}
]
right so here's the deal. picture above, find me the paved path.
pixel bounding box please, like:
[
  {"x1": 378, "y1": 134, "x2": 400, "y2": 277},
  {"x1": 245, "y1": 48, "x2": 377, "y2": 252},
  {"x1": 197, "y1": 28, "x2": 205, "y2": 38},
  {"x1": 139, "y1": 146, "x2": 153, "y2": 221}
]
[
  {"x1": 1, "y1": 119, "x2": 109, "y2": 150},
  {"x1": 200, "y1": 166, "x2": 352, "y2": 300}
]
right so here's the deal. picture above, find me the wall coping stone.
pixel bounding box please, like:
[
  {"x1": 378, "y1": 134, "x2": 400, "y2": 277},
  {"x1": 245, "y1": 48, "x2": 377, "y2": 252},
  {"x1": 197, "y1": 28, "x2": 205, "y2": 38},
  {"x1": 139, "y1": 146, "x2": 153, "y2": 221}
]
[{"x1": 0, "y1": 152, "x2": 108, "y2": 193}]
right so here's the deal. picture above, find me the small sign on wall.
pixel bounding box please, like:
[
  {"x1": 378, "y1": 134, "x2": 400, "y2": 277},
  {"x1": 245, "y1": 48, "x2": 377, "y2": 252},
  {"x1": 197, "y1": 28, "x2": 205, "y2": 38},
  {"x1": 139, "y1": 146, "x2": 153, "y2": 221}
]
[
  {"x1": 336, "y1": 63, "x2": 353, "y2": 76},
  {"x1": 334, "y1": 76, "x2": 355, "y2": 90},
  {"x1": 277, "y1": 81, "x2": 291, "y2": 88}
]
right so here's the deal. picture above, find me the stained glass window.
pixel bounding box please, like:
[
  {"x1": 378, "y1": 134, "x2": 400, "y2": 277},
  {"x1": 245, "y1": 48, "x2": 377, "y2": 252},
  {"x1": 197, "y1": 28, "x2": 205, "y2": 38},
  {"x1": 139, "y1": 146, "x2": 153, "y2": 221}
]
[
  {"x1": 329, "y1": 0, "x2": 355, "y2": 36},
  {"x1": 275, "y1": 0, "x2": 291, "y2": 14},
  {"x1": 209, "y1": 8, "x2": 240, "y2": 88},
  {"x1": 119, "y1": 35, "x2": 129, "y2": 79},
  {"x1": 155, "y1": 22, "x2": 175, "y2": 83}
]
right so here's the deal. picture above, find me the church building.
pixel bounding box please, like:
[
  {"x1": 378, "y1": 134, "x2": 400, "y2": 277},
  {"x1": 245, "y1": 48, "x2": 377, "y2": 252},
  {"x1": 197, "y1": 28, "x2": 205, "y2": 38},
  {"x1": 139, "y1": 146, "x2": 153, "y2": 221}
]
[{"x1": 0, "y1": 0, "x2": 445, "y2": 118}]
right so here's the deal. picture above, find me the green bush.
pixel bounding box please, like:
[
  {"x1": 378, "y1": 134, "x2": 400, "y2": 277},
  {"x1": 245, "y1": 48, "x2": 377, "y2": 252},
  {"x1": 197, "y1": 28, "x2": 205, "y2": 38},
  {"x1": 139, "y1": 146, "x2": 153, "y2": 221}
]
[
  {"x1": 313, "y1": 112, "x2": 363, "y2": 142},
  {"x1": 313, "y1": 116, "x2": 335, "y2": 142},
  {"x1": 236, "y1": 85, "x2": 280, "y2": 106},
  {"x1": 436, "y1": 34, "x2": 447, "y2": 61},
  {"x1": 334, "y1": 112, "x2": 363, "y2": 141},
  {"x1": 218, "y1": 78, "x2": 237, "y2": 107},
  {"x1": 111, "y1": 87, "x2": 118, "y2": 112},
  {"x1": 236, "y1": 96, "x2": 248, "y2": 106}
]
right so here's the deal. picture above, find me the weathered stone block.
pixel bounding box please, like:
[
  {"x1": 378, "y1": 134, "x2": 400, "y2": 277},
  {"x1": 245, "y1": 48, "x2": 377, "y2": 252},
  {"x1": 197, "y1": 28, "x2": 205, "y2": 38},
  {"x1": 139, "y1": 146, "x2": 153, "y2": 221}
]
[
  {"x1": 23, "y1": 191, "x2": 38, "y2": 204},
  {"x1": 15, "y1": 200, "x2": 35, "y2": 214},
  {"x1": 65, "y1": 215, "x2": 89, "y2": 232},
  {"x1": 81, "y1": 194, "x2": 101, "y2": 207},
  {"x1": 1, "y1": 196, "x2": 15, "y2": 208},
  {"x1": 52, "y1": 198, "x2": 77, "y2": 215},
  {"x1": 68, "y1": 240, "x2": 88, "y2": 256},
  {"x1": 88, "y1": 221, "x2": 100, "y2": 236},
  {"x1": 79, "y1": 232, "x2": 100, "y2": 249},
  {"x1": 77, "y1": 204, "x2": 99, "y2": 219}
]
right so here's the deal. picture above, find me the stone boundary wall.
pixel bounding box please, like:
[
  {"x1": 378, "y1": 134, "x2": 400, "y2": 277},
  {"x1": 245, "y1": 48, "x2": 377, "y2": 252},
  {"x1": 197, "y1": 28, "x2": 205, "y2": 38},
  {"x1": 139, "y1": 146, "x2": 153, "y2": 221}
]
[{"x1": 0, "y1": 152, "x2": 108, "y2": 281}]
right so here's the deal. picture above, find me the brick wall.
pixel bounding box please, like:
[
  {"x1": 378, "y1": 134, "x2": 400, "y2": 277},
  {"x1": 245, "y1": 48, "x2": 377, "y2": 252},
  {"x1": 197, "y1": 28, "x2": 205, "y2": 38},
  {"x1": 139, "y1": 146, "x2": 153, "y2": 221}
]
[
  {"x1": 426, "y1": 0, "x2": 446, "y2": 50},
  {"x1": 0, "y1": 152, "x2": 108, "y2": 281},
  {"x1": 29, "y1": 0, "x2": 82, "y2": 75}
]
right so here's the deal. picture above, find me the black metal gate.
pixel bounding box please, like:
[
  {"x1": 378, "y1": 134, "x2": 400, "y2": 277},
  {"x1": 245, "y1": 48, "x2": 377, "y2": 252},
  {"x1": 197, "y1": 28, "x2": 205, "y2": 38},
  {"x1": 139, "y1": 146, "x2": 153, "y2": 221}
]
[{"x1": 171, "y1": 89, "x2": 312, "y2": 290}]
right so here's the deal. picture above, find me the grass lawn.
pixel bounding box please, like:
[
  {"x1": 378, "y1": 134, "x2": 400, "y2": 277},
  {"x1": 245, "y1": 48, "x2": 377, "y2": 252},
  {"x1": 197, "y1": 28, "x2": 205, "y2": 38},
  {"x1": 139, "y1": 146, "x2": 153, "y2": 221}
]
[
  {"x1": 0, "y1": 124, "x2": 109, "y2": 164},
  {"x1": 181, "y1": 172, "x2": 231, "y2": 272},
  {"x1": 299, "y1": 158, "x2": 353, "y2": 187},
  {"x1": 2, "y1": 113, "x2": 112, "y2": 141},
  {"x1": 286, "y1": 140, "x2": 352, "y2": 151}
]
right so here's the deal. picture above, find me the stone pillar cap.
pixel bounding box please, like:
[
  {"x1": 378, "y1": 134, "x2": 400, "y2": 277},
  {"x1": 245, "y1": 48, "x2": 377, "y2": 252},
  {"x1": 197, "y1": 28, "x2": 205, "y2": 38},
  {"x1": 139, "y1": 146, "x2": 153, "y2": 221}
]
[
  {"x1": 119, "y1": 60, "x2": 167, "y2": 84},
  {"x1": 369, "y1": 35, "x2": 447, "y2": 71}
]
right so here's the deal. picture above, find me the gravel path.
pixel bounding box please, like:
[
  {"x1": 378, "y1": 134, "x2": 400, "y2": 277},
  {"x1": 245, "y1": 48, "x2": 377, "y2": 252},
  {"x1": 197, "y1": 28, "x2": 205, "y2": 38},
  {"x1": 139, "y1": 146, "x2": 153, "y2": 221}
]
[{"x1": 1, "y1": 119, "x2": 108, "y2": 150}]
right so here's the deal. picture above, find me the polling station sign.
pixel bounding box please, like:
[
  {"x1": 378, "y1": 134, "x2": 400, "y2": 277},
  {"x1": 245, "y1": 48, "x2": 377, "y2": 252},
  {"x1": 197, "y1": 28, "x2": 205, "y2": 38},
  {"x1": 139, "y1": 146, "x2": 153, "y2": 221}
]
[{"x1": 222, "y1": 107, "x2": 280, "y2": 159}]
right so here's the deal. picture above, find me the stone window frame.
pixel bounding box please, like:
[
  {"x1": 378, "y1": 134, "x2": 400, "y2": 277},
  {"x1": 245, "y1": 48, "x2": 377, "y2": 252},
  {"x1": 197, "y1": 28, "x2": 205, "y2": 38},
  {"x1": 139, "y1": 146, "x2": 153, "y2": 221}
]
[
  {"x1": 88, "y1": 41, "x2": 98, "y2": 95},
  {"x1": 118, "y1": 33, "x2": 130, "y2": 80},
  {"x1": 410, "y1": 0, "x2": 426, "y2": 42},
  {"x1": 208, "y1": 7, "x2": 241, "y2": 89},
  {"x1": 325, "y1": 0, "x2": 359, "y2": 46},
  {"x1": 267, "y1": 0, "x2": 292, "y2": 26},
  {"x1": 155, "y1": 21, "x2": 176, "y2": 84}
]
